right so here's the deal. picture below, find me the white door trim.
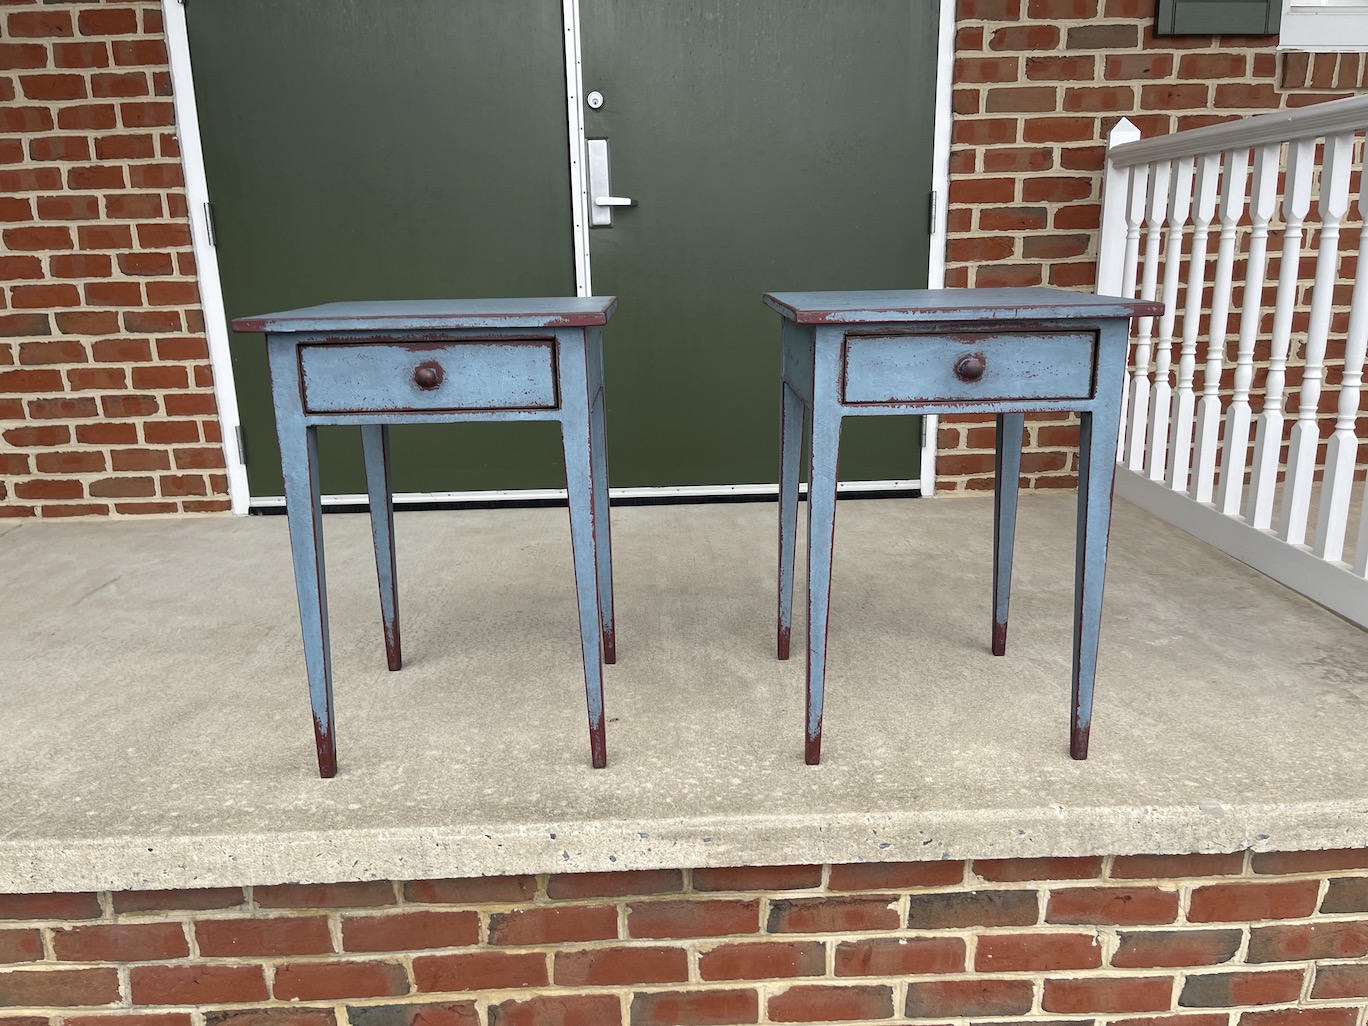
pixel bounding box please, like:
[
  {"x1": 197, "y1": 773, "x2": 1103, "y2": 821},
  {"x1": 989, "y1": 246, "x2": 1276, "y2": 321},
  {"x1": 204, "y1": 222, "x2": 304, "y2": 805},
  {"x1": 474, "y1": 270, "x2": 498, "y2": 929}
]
[
  {"x1": 921, "y1": 0, "x2": 957, "y2": 498},
  {"x1": 161, "y1": 0, "x2": 249, "y2": 514},
  {"x1": 170, "y1": 0, "x2": 952, "y2": 511},
  {"x1": 562, "y1": 0, "x2": 593, "y2": 297}
]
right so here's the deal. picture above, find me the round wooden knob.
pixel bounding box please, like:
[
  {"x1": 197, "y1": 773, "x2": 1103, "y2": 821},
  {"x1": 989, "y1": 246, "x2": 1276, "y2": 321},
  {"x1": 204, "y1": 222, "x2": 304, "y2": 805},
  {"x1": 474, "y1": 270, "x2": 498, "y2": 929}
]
[
  {"x1": 954, "y1": 353, "x2": 986, "y2": 382},
  {"x1": 413, "y1": 361, "x2": 443, "y2": 390}
]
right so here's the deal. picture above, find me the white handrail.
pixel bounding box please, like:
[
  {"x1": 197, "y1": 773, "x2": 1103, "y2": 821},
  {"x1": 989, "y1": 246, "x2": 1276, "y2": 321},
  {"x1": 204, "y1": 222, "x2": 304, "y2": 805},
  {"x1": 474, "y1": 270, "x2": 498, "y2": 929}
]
[
  {"x1": 1100, "y1": 98, "x2": 1368, "y2": 630},
  {"x1": 1108, "y1": 93, "x2": 1368, "y2": 166}
]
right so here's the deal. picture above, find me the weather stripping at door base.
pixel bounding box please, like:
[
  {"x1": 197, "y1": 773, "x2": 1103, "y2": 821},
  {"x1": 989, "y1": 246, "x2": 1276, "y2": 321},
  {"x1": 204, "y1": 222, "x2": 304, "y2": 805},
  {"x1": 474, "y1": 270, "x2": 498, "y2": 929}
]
[{"x1": 246, "y1": 478, "x2": 924, "y2": 513}]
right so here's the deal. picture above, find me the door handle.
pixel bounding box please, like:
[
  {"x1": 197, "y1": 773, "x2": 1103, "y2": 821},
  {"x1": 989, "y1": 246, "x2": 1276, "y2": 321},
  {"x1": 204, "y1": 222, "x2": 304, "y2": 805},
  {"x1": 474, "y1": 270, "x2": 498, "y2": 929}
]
[{"x1": 587, "y1": 139, "x2": 634, "y2": 227}]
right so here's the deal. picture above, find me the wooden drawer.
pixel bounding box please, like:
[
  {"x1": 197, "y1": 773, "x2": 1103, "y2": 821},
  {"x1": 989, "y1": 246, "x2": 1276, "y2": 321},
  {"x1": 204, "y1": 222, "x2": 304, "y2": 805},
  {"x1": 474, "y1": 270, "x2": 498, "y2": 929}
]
[
  {"x1": 299, "y1": 338, "x2": 559, "y2": 414},
  {"x1": 841, "y1": 330, "x2": 1096, "y2": 405}
]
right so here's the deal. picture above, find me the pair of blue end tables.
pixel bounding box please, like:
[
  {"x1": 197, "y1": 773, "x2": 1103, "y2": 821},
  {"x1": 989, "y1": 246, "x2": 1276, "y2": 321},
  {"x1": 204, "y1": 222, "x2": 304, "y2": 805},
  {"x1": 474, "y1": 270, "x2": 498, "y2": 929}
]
[{"x1": 235, "y1": 288, "x2": 1158, "y2": 778}]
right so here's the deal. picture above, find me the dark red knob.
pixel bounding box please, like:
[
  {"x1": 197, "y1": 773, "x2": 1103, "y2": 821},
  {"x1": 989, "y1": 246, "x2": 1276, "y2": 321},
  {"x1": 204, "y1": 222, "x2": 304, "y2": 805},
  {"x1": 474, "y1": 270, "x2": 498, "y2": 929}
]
[
  {"x1": 413, "y1": 361, "x2": 443, "y2": 390},
  {"x1": 954, "y1": 353, "x2": 986, "y2": 382}
]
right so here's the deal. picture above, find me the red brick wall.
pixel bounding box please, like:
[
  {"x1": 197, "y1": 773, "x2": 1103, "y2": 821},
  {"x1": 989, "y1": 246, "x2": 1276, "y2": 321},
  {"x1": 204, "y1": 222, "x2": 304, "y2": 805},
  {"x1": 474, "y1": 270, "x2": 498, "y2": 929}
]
[
  {"x1": 2, "y1": 852, "x2": 1367, "y2": 1025},
  {"x1": 0, "y1": 0, "x2": 226, "y2": 518},
  {"x1": 940, "y1": 0, "x2": 1361, "y2": 493}
]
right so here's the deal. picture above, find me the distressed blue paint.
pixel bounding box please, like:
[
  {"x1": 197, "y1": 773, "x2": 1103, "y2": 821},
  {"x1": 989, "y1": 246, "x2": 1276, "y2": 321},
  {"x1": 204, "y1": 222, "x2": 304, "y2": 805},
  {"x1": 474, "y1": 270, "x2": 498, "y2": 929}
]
[
  {"x1": 780, "y1": 318, "x2": 816, "y2": 405},
  {"x1": 1070, "y1": 319, "x2": 1129, "y2": 760},
  {"x1": 764, "y1": 288, "x2": 1157, "y2": 325},
  {"x1": 777, "y1": 317, "x2": 815, "y2": 663},
  {"x1": 234, "y1": 296, "x2": 618, "y2": 334},
  {"x1": 776, "y1": 381, "x2": 804, "y2": 661},
  {"x1": 300, "y1": 408, "x2": 567, "y2": 428},
  {"x1": 361, "y1": 424, "x2": 401, "y2": 672},
  {"x1": 247, "y1": 299, "x2": 618, "y2": 777},
  {"x1": 803, "y1": 343, "x2": 844, "y2": 766},
  {"x1": 842, "y1": 332, "x2": 1096, "y2": 405},
  {"x1": 768, "y1": 287, "x2": 1160, "y2": 765},
  {"x1": 300, "y1": 340, "x2": 558, "y2": 413},
  {"x1": 993, "y1": 412, "x2": 1025, "y2": 657},
  {"x1": 557, "y1": 328, "x2": 609, "y2": 768},
  {"x1": 266, "y1": 336, "x2": 337, "y2": 778},
  {"x1": 585, "y1": 326, "x2": 616, "y2": 665}
]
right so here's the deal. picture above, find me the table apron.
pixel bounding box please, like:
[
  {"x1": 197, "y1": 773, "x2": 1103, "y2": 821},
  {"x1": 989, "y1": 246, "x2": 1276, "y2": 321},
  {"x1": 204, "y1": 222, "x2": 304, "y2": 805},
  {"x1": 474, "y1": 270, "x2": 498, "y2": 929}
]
[
  {"x1": 834, "y1": 397, "x2": 1109, "y2": 417},
  {"x1": 293, "y1": 407, "x2": 572, "y2": 428}
]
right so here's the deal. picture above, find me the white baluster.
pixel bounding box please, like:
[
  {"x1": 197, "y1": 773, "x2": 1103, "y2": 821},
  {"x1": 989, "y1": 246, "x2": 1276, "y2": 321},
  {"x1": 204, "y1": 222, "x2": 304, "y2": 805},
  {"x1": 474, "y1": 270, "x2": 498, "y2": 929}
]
[
  {"x1": 1218, "y1": 143, "x2": 1279, "y2": 516},
  {"x1": 1148, "y1": 158, "x2": 1194, "y2": 482},
  {"x1": 1280, "y1": 132, "x2": 1354, "y2": 545},
  {"x1": 1118, "y1": 162, "x2": 1150, "y2": 464},
  {"x1": 1192, "y1": 148, "x2": 1250, "y2": 502},
  {"x1": 1127, "y1": 161, "x2": 1169, "y2": 472},
  {"x1": 1248, "y1": 138, "x2": 1315, "y2": 530},
  {"x1": 1314, "y1": 148, "x2": 1368, "y2": 562},
  {"x1": 1168, "y1": 152, "x2": 1220, "y2": 493}
]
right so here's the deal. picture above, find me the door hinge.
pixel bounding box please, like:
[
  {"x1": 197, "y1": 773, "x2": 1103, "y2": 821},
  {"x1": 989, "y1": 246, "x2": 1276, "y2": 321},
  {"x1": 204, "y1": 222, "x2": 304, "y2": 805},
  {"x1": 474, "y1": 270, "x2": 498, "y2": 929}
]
[
  {"x1": 928, "y1": 190, "x2": 937, "y2": 230},
  {"x1": 203, "y1": 202, "x2": 217, "y2": 247},
  {"x1": 233, "y1": 424, "x2": 247, "y2": 465}
]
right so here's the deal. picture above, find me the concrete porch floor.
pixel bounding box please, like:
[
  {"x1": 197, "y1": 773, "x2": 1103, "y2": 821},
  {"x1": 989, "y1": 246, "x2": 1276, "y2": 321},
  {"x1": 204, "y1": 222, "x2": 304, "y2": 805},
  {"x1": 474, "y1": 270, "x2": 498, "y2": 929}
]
[{"x1": 2, "y1": 494, "x2": 1367, "y2": 892}]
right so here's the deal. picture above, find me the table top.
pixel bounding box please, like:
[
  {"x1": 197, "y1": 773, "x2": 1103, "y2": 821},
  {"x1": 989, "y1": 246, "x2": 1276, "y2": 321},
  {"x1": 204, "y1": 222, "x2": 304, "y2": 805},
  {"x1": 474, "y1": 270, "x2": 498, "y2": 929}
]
[
  {"x1": 232, "y1": 296, "x2": 619, "y2": 334},
  {"x1": 763, "y1": 287, "x2": 1162, "y2": 324}
]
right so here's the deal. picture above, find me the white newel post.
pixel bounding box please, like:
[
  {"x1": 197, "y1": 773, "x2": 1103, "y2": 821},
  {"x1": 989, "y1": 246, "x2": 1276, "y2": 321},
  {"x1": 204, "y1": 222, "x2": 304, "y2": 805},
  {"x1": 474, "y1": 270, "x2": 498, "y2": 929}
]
[
  {"x1": 1098, "y1": 118, "x2": 1141, "y2": 461},
  {"x1": 1096, "y1": 118, "x2": 1141, "y2": 296}
]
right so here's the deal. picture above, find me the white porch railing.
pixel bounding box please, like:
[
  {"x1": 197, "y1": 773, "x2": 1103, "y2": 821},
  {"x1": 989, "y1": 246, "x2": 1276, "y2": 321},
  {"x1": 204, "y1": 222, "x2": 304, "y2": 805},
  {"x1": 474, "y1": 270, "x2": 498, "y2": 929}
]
[{"x1": 1098, "y1": 94, "x2": 1368, "y2": 629}]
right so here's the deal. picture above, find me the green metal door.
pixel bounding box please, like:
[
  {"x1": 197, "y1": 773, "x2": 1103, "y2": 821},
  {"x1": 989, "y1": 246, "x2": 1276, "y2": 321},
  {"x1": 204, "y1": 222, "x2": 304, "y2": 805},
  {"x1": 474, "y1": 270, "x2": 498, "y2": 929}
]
[
  {"x1": 187, "y1": 0, "x2": 577, "y2": 497},
  {"x1": 190, "y1": 1, "x2": 938, "y2": 498},
  {"x1": 581, "y1": 0, "x2": 939, "y2": 487}
]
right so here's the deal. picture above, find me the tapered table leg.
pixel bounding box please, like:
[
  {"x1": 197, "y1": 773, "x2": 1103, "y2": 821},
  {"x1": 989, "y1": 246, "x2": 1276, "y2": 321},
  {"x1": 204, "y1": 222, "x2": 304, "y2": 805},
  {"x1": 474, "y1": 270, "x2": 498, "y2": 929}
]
[
  {"x1": 1071, "y1": 408, "x2": 1121, "y2": 760},
  {"x1": 361, "y1": 424, "x2": 401, "y2": 671},
  {"x1": 777, "y1": 381, "x2": 804, "y2": 660},
  {"x1": 267, "y1": 332, "x2": 338, "y2": 779},
  {"x1": 993, "y1": 412, "x2": 1025, "y2": 656},
  {"x1": 560, "y1": 341, "x2": 608, "y2": 769},
  {"x1": 277, "y1": 423, "x2": 337, "y2": 778},
  {"x1": 588, "y1": 374, "x2": 616, "y2": 665},
  {"x1": 803, "y1": 409, "x2": 841, "y2": 765}
]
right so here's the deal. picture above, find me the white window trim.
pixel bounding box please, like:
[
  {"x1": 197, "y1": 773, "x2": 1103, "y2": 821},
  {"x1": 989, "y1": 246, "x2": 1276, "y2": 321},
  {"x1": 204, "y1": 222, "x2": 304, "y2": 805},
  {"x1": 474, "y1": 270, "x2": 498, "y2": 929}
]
[{"x1": 1281, "y1": 1, "x2": 1368, "y2": 52}]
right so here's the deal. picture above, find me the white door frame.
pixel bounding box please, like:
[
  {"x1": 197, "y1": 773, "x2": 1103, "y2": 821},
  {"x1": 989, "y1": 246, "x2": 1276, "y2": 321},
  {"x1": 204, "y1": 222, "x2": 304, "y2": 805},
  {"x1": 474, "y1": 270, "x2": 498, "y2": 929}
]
[
  {"x1": 163, "y1": 0, "x2": 249, "y2": 514},
  {"x1": 164, "y1": 0, "x2": 954, "y2": 513}
]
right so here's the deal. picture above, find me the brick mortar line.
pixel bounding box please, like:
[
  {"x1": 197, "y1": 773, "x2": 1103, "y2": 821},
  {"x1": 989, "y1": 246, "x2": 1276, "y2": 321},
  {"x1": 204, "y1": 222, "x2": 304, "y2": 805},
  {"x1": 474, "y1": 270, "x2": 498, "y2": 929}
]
[
  {"x1": 10, "y1": 865, "x2": 1365, "y2": 918},
  {"x1": 21, "y1": 268, "x2": 201, "y2": 282},
  {"x1": 10, "y1": 932, "x2": 1364, "y2": 966},
  {"x1": 0, "y1": 992, "x2": 1361, "y2": 1013},
  {"x1": 11, "y1": 990, "x2": 1368, "y2": 1023},
  {"x1": 17, "y1": 922, "x2": 1361, "y2": 966}
]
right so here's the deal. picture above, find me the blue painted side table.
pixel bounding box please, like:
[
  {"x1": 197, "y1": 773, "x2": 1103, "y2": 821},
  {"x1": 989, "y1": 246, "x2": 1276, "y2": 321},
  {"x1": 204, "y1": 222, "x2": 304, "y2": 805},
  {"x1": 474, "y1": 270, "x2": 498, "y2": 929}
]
[
  {"x1": 233, "y1": 298, "x2": 618, "y2": 777},
  {"x1": 766, "y1": 287, "x2": 1161, "y2": 765}
]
